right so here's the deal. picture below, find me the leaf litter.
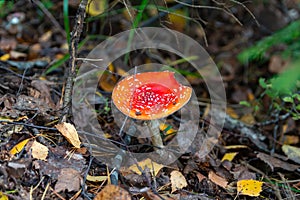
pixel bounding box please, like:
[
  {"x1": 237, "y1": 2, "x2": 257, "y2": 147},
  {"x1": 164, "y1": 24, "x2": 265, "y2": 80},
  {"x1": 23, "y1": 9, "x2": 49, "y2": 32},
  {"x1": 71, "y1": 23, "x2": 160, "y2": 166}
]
[{"x1": 0, "y1": 0, "x2": 300, "y2": 199}]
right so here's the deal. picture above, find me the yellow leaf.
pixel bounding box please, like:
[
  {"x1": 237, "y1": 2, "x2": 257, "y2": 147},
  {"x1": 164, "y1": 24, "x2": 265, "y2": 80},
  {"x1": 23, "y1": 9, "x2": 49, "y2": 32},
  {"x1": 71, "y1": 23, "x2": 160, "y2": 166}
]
[
  {"x1": 86, "y1": 175, "x2": 107, "y2": 182},
  {"x1": 282, "y1": 135, "x2": 299, "y2": 145},
  {"x1": 55, "y1": 122, "x2": 81, "y2": 148},
  {"x1": 99, "y1": 73, "x2": 117, "y2": 92},
  {"x1": 159, "y1": 123, "x2": 176, "y2": 135},
  {"x1": 99, "y1": 64, "x2": 117, "y2": 92},
  {"x1": 237, "y1": 179, "x2": 263, "y2": 197},
  {"x1": 240, "y1": 113, "x2": 256, "y2": 125},
  {"x1": 226, "y1": 107, "x2": 239, "y2": 119},
  {"x1": 86, "y1": 0, "x2": 107, "y2": 16},
  {"x1": 170, "y1": 170, "x2": 188, "y2": 193},
  {"x1": 31, "y1": 140, "x2": 48, "y2": 160},
  {"x1": 282, "y1": 145, "x2": 300, "y2": 164},
  {"x1": 0, "y1": 191, "x2": 9, "y2": 200},
  {"x1": 116, "y1": 67, "x2": 128, "y2": 76},
  {"x1": 0, "y1": 54, "x2": 10, "y2": 61},
  {"x1": 128, "y1": 158, "x2": 164, "y2": 176},
  {"x1": 221, "y1": 152, "x2": 238, "y2": 162},
  {"x1": 9, "y1": 138, "x2": 30, "y2": 155},
  {"x1": 166, "y1": 9, "x2": 187, "y2": 32},
  {"x1": 0, "y1": 116, "x2": 13, "y2": 122}
]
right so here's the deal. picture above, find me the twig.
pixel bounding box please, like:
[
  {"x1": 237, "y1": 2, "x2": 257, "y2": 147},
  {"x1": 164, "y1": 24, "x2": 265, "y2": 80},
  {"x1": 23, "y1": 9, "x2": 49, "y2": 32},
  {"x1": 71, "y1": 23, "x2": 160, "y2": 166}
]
[
  {"x1": 0, "y1": 121, "x2": 57, "y2": 131},
  {"x1": 212, "y1": 109, "x2": 269, "y2": 152},
  {"x1": 61, "y1": 0, "x2": 88, "y2": 122}
]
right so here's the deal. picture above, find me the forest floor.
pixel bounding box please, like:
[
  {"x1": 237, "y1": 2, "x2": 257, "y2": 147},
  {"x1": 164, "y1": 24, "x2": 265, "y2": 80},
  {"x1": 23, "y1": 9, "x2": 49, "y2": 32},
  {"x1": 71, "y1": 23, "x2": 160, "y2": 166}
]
[{"x1": 0, "y1": 0, "x2": 300, "y2": 200}]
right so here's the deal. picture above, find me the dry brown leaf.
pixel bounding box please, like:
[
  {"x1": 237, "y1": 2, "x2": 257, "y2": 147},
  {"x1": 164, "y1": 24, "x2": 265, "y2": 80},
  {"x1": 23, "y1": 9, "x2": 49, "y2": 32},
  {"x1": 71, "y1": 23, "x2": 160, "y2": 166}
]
[
  {"x1": 268, "y1": 55, "x2": 289, "y2": 73},
  {"x1": 9, "y1": 50, "x2": 27, "y2": 59},
  {"x1": 127, "y1": 158, "x2": 164, "y2": 176},
  {"x1": 170, "y1": 170, "x2": 188, "y2": 193},
  {"x1": 240, "y1": 113, "x2": 256, "y2": 125},
  {"x1": 257, "y1": 152, "x2": 299, "y2": 171},
  {"x1": 195, "y1": 172, "x2": 206, "y2": 183},
  {"x1": 31, "y1": 140, "x2": 48, "y2": 161},
  {"x1": 55, "y1": 122, "x2": 81, "y2": 148},
  {"x1": 55, "y1": 168, "x2": 82, "y2": 193},
  {"x1": 93, "y1": 184, "x2": 131, "y2": 200},
  {"x1": 208, "y1": 171, "x2": 228, "y2": 189}
]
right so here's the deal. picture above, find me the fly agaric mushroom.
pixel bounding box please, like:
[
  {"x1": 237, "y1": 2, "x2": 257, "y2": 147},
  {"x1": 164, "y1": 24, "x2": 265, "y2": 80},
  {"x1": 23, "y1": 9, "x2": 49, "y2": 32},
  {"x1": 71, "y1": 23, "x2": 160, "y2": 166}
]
[{"x1": 112, "y1": 71, "x2": 192, "y2": 150}]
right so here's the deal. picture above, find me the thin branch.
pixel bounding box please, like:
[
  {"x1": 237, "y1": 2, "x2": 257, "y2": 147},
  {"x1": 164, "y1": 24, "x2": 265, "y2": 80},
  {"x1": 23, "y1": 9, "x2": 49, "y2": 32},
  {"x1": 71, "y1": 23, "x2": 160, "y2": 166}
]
[{"x1": 61, "y1": 0, "x2": 88, "y2": 122}]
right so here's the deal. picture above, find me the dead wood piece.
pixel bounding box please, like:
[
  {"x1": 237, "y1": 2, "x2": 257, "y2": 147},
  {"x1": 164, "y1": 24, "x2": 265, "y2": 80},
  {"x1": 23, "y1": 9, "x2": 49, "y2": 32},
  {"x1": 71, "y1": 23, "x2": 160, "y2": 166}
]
[{"x1": 212, "y1": 109, "x2": 268, "y2": 152}]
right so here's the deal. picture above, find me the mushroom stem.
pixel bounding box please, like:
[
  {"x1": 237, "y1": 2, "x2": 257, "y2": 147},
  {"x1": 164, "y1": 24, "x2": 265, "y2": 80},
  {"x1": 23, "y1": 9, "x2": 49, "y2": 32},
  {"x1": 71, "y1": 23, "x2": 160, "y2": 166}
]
[{"x1": 148, "y1": 119, "x2": 164, "y2": 150}]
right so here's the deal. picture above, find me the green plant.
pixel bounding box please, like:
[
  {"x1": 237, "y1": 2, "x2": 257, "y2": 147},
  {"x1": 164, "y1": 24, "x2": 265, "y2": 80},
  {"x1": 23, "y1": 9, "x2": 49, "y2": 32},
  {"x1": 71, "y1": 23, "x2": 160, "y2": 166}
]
[
  {"x1": 238, "y1": 20, "x2": 300, "y2": 64},
  {"x1": 259, "y1": 61, "x2": 300, "y2": 120},
  {"x1": 0, "y1": 1, "x2": 14, "y2": 18},
  {"x1": 240, "y1": 61, "x2": 300, "y2": 120}
]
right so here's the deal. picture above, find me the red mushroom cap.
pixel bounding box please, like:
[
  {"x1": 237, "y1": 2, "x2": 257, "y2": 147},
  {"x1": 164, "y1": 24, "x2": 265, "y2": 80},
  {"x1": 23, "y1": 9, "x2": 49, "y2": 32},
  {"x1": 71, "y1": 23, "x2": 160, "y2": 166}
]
[{"x1": 112, "y1": 71, "x2": 192, "y2": 120}]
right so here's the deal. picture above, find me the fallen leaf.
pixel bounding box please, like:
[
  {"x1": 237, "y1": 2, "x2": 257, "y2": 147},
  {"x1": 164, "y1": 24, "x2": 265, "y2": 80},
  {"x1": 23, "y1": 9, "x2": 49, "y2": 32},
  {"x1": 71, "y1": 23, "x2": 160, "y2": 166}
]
[
  {"x1": 268, "y1": 55, "x2": 289, "y2": 73},
  {"x1": 221, "y1": 152, "x2": 238, "y2": 162},
  {"x1": 9, "y1": 138, "x2": 30, "y2": 155},
  {"x1": 282, "y1": 145, "x2": 300, "y2": 164},
  {"x1": 39, "y1": 30, "x2": 52, "y2": 43},
  {"x1": 159, "y1": 123, "x2": 177, "y2": 135},
  {"x1": 170, "y1": 170, "x2": 188, "y2": 193},
  {"x1": 257, "y1": 152, "x2": 299, "y2": 171},
  {"x1": 166, "y1": 9, "x2": 187, "y2": 32},
  {"x1": 55, "y1": 168, "x2": 82, "y2": 192},
  {"x1": 0, "y1": 191, "x2": 8, "y2": 200},
  {"x1": 226, "y1": 107, "x2": 239, "y2": 119},
  {"x1": 10, "y1": 50, "x2": 27, "y2": 59},
  {"x1": 195, "y1": 171, "x2": 206, "y2": 182},
  {"x1": 31, "y1": 140, "x2": 48, "y2": 161},
  {"x1": 237, "y1": 179, "x2": 263, "y2": 197},
  {"x1": 93, "y1": 184, "x2": 131, "y2": 200},
  {"x1": 231, "y1": 165, "x2": 256, "y2": 180},
  {"x1": 127, "y1": 158, "x2": 164, "y2": 176},
  {"x1": 86, "y1": 175, "x2": 108, "y2": 182},
  {"x1": 282, "y1": 135, "x2": 299, "y2": 145},
  {"x1": 0, "y1": 53, "x2": 10, "y2": 61},
  {"x1": 55, "y1": 122, "x2": 81, "y2": 148},
  {"x1": 208, "y1": 171, "x2": 228, "y2": 189},
  {"x1": 99, "y1": 72, "x2": 117, "y2": 92},
  {"x1": 86, "y1": 0, "x2": 107, "y2": 16},
  {"x1": 240, "y1": 113, "x2": 256, "y2": 125}
]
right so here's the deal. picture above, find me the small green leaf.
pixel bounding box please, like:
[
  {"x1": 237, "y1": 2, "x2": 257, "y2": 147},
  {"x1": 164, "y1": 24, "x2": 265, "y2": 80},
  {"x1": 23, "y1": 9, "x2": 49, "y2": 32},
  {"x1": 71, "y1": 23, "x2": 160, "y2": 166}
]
[
  {"x1": 282, "y1": 96, "x2": 294, "y2": 103},
  {"x1": 239, "y1": 101, "x2": 251, "y2": 107},
  {"x1": 254, "y1": 105, "x2": 260, "y2": 112},
  {"x1": 292, "y1": 93, "x2": 300, "y2": 101},
  {"x1": 259, "y1": 78, "x2": 267, "y2": 89}
]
